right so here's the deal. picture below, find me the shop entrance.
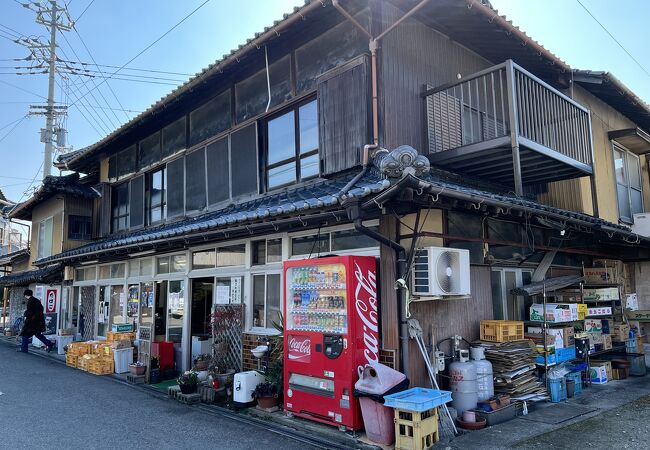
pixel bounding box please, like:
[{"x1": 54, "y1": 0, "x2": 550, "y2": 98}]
[{"x1": 189, "y1": 277, "x2": 214, "y2": 368}]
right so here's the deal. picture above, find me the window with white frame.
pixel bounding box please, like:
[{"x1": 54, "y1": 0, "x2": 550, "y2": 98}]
[
  {"x1": 252, "y1": 273, "x2": 281, "y2": 328},
  {"x1": 252, "y1": 238, "x2": 282, "y2": 265},
  {"x1": 147, "y1": 168, "x2": 166, "y2": 225},
  {"x1": 75, "y1": 266, "x2": 97, "y2": 282},
  {"x1": 37, "y1": 217, "x2": 53, "y2": 259},
  {"x1": 158, "y1": 254, "x2": 187, "y2": 274},
  {"x1": 613, "y1": 143, "x2": 643, "y2": 223},
  {"x1": 99, "y1": 263, "x2": 125, "y2": 279}
]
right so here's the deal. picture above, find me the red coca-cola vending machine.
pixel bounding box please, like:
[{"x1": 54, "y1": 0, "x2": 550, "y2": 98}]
[{"x1": 283, "y1": 255, "x2": 379, "y2": 430}]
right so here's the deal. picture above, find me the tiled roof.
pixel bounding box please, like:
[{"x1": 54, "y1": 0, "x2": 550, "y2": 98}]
[
  {"x1": 0, "y1": 249, "x2": 30, "y2": 267},
  {"x1": 35, "y1": 169, "x2": 391, "y2": 265},
  {"x1": 9, "y1": 173, "x2": 99, "y2": 220},
  {"x1": 0, "y1": 264, "x2": 61, "y2": 287}
]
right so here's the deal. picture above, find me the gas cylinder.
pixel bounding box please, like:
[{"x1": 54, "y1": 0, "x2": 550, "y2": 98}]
[
  {"x1": 470, "y1": 346, "x2": 494, "y2": 401},
  {"x1": 448, "y1": 349, "x2": 478, "y2": 414}
]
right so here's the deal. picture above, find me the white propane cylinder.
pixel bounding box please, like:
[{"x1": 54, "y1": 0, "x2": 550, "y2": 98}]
[
  {"x1": 470, "y1": 346, "x2": 494, "y2": 401},
  {"x1": 449, "y1": 349, "x2": 478, "y2": 414}
]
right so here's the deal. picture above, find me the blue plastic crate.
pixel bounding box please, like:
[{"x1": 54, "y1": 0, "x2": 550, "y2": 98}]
[
  {"x1": 564, "y1": 371, "x2": 583, "y2": 395},
  {"x1": 383, "y1": 387, "x2": 452, "y2": 412},
  {"x1": 556, "y1": 346, "x2": 576, "y2": 363},
  {"x1": 549, "y1": 377, "x2": 567, "y2": 403},
  {"x1": 536, "y1": 353, "x2": 557, "y2": 365}
]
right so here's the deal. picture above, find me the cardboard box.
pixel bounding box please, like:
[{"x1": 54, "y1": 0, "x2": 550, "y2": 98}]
[
  {"x1": 526, "y1": 333, "x2": 556, "y2": 346},
  {"x1": 591, "y1": 360, "x2": 613, "y2": 380},
  {"x1": 589, "y1": 365, "x2": 608, "y2": 384},
  {"x1": 583, "y1": 288, "x2": 619, "y2": 302},
  {"x1": 587, "y1": 260, "x2": 623, "y2": 284},
  {"x1": 625, "y1": 294, "x2": 639, "y2": 311},
  {"x1": 587, "y1": 332, "x2": 604, "y2": 350},
  {"x1": 563, "y1": 326, "x2": 575, "y2": 347},
  {"x1": 611, "y1": 324, "x2": 630, "y2": 342},
  {"x1": 578, "y1": 304, "x2": 588, "y2": 320},
  {"x1": 528, "y1": 327, "x2": 565, "y2": 349},
  {"x1": 587, "y1": 306, "x2": 613, "y2": 317},
  {"x1": 602, "y1": 334, "x2": 612, "y2": 350},
  {"x1": 530, "y1": 304, "x2": 579, "y2": 323},
  {"x1": 585, "y1": 319, "x2": 603, "y2": 333},
  {"x1": 626, "y1": 310, "x2": 650, "y2": 322}
]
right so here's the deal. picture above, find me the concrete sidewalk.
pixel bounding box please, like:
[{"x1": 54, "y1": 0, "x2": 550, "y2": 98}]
[{"x1": 437, "y1": 372, "x2": 650, "y2": 449}]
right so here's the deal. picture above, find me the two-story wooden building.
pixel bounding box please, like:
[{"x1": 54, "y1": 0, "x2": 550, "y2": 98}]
[{"x1": 25, "y1": 0, "x2": 650, "y2": 387}]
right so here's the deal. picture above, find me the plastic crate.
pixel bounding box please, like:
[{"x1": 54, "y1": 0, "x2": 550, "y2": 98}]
[
  {"x1": 384, "y1": 388, "x2": 452, "y2": 412},
  {"x1": 556, "y1": 346, "x2": 576, "y2": 363},
  {"x1": 106, "y1": 331, "x2": 135, "y2": 343},
  {"x1": 67, "y1": 341, "x2": 92, "y2": 356},
  {"x1": 564, "y1": 372, "x2": 583, "y2": 395},
  {"x1": 394, "y1": 407, "x2": 439, "y2": 450},
  {"x1": 472, "y1": 403, "x2": 516, "y2": 426},
  {"x1": 87, "y1": 358, "x2": 114, "y2": 375},
  {"x1": 549, "y1": 378, "x2": 567, "y2": 403},
  {"x1": 480, "y1": 320, "x2": 524, "y2": 343},
  {"x1": 113, "y1": 347, "x2": 134, "y2": 374},
  {"x1": 65, "y1": 354, "x2": 78, "y2": 368}
]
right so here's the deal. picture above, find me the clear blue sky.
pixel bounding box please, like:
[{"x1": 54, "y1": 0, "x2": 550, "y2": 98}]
[{"x1": 1, "y1": 0, "x2": 649, "y2": 203}]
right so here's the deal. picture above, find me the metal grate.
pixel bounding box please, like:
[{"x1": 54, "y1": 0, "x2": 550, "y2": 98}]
[{"x1": 211, "y1": 304, "x2": 245, "y2": 373}]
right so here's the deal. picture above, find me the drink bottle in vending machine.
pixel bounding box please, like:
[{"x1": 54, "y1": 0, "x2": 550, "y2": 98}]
[{"x1": 283, "y1": 255, "x2": 379, "y2": 430}]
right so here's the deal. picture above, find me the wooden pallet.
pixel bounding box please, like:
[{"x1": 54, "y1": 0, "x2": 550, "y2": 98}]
[
  {"x1": 126, "y1": 374, "x2": 146, "y2": 384},
  {"x1": 177, "y1": 393, "x2": 201, "y2": 405}
]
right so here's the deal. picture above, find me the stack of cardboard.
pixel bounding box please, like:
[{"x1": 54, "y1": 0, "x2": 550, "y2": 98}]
[{"x1": 482, "y1": 340, "x2": 547, "y2": 402}]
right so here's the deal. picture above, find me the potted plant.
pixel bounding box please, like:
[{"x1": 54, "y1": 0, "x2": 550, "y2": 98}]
[
  {"x1": 129, "y1": 361, "x2": 147, "y2": 376},
  {"x1": 252, "y1": 381, "x2": 279, "y2": 409},
  {"x1": 193, "y1": 354, "x2": 210, "y2": 371},
  {"x1": 177, "y1": 371, "x2": 199, "y2": 394}
]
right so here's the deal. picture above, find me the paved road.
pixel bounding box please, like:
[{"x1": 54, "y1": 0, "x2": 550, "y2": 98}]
[{"x1": 0, "y1": 343, "x2": 317, "y2": 450}]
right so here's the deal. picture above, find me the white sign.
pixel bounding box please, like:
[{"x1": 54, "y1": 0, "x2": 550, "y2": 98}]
[
  {"x1": 231, "y1": 277, "x2": 242, "y2": 303},
  {"x1": 216, "y1": 286, "x2": 230, "y2": 304}
]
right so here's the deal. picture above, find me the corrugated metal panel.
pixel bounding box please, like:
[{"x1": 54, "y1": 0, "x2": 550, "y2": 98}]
[
  {"x1": 318, "y1": 56, "x2": 371, "y2": 175},
  {"x1": 380, "y1": 2, "x2": 492, "y2": 152}
]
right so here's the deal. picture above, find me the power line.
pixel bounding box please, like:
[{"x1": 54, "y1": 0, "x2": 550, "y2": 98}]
[
  {"x1": 0, "y1": 116, "x2": 27, "y2": 133},
  {"x1": 58, "y1": 58, "x2": 194, "y2": 77},
  {"x1": 576, "y1": 0, "x2": 650, "y2": 79},
  {"x1": 0, "y1": 115, "x2": 28, "y2": 144},
  {"x1": 0, "y1": 79, "x2": 47, "y2": 100},
  {"x1": 75, "y1": 0, "x2": 95, "y2": 24},
  {"x1": 69, "y1": 0, "x2": 211, "y2": 108}
]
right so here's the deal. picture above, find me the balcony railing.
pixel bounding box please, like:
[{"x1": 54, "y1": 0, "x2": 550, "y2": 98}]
[{"x1": 423, "y1": 60, "x2": 593, "y2": 190}]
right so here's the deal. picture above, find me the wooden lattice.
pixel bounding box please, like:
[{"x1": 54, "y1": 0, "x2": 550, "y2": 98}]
[
  {"x1": 80, "y1": 286, "x2": 96, "y2": 341},
  {"x1": 211, "y1": 304, "x2": 244, "y2": 373}
]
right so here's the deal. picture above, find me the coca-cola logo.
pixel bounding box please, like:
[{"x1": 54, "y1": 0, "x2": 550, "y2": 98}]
[
  {"x1": 288, "y1": 335, "x2": 311, "y2": 362},
  {"x1": 355, "y1": 262, "x2": 379, "y2": 377}
]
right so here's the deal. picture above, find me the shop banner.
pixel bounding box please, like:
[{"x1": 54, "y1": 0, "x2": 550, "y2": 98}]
[
  {"x1": 45, "y1": 289, "x2": 57, "y2": 313},
  {"x1": 288, "y1": 334, "x2": 311, "y2": 363}
]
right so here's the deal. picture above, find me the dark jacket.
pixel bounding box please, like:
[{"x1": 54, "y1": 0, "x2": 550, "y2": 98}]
[{"x1": 20, "y1": 296, "x2": 46, "y2": 336}]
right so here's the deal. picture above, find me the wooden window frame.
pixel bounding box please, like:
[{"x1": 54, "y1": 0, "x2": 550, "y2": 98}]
[
  {"x1": 146, "y1": 167, "x2": 167, "y2": 226},
  {"x1": 111, "y1": 182, "x2": 130, "y2": 233},
  {"x1": 613, "y1": 142, "x2": 644, "y2": 224}
]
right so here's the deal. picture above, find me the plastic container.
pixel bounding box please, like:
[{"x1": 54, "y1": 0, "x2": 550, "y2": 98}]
[
  {"x1": 354, "y1": 363, "x2": 407, "y2": 445},
  {"x1": 151, "y1": 341, "x2": 174, "y2": 370},
  {"x1": 449, "y1": 350, "x2": 478, "y2": 414},
  {"x1": 480, "y1": 320, "x2": 524, "y2": 342},
  {"x1": 472, "y1": 403, "x2": 516, "y2": 426},
  {"x1": 564, "y1": 372, "x2": 583, "y2": 395},
  {"x1": 383, "y1": 387, "x2": 452, "y2": 412},
  {"x1": 566, "y1": 379, "x2": 576, "y2": 398},
  {"x1": 56, "y1": 335, "x2": 74, "y2": 355},
  {"x1": 470, "y1": 347, "x2": 494, "y2": 401},
  {"x1": 549, "y1": 377, "x2": 567, "y2": 403},
  {"x1": 113, "y1": 347, "x2": 134, "y2": 373}
]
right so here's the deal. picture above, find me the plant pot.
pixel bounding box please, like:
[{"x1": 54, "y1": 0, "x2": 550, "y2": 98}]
[
  {"x1": 129, "y1": 364, "x2": 146, "y2": 376},
  {"x1": 179, "y1": 383, "x2": 197, "y2": 394},
  {"x1": 457, "y1": 417, "x2": 487, "y2": 430},
  {"x1": 257, "y1": 395, "x2": 279, "y2": 409},
  {"x1": 215, "y1": 369, "x2": 236, "y2": 387},
  {"x1": 566, "y1": 379, "x2": 575, "y2": 398},
  {"x1": 214, "y1": 341, "x2": 228, "y2": 353},
  {"x1": 195, "y1": 361, "x2": 209, "y2": 371}
]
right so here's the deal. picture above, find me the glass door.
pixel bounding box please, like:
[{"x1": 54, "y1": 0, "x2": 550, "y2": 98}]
[
  {"x1": 190, "y1": 277, "x2": 214, "y2": 365},
  {"x1": 139, "y1": 282, "x2": 155, "y2": 335},
  {"x1": 285, "y1": 263, "x2": 348, "y2": 334},
  {"x1": 155, "y1": 281, "x2": 168, "y2": 341},
  {"x1": 167, "y1": 280, "x2": 185, "y2": 346},
  {"x1": 108, "y1": 285, "x2": 125, "y2": 329},
  {"x1": 127, "y1": 284, "x2": 139, "y2": 329}
]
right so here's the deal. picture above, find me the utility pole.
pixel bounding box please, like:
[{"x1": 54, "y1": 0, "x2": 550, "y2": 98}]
[{"x1": 19, "y1": 0, "x2": 73, "y2": 179}]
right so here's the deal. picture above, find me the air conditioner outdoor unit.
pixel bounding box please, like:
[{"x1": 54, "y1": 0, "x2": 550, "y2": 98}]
[{"x1": 411, "y1": 247, "x2": 471, "y2": 297}]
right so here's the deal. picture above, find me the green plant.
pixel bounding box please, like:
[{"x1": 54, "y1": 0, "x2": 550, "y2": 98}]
[
  {"x1": 194, "y1": 354, "x2": 211, "y2": 363},
  {"x1": 252, "y1": 381, "x2": 278, "y2": 399},
  {"x1": 177, "y1": 371, "x2": 199, "y2": 386},
  {"x1": 256, "y1": 311, "x2": 284, "y2": 393}
]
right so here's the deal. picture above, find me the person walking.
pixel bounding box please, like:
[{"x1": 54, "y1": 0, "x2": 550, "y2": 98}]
[{"x1": 18, "y1": 289, "x2": 55, "y2": 353}]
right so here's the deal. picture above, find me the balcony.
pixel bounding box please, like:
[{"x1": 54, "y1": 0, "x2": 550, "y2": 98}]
[{"x1": 423, "y1": 60, "x2": 593, "y2": 194}]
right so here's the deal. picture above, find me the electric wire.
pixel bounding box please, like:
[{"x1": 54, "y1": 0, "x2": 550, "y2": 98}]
[
  {"x1": 0, "y1": 115, "x2": 28, "y2": 144},
  {"x1": 55, "y1": 76, "x2": 109, "y2": 136},
  {"x1": 68, "y1": 0, "x2": 212, "y2": 108},
  {"x1": 576, "y1": 0, "x2": 650, "y2": 79},
  {"x1": 74, "y1": 0, "x2": 95, "y2": 24}
]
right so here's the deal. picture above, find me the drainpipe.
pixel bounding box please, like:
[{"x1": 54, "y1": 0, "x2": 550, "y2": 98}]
[
  {"x1": 337, "y1": 144, "x2": 378, "y2": 198},
  {"x1": 346, "y1": 201, "x2": 410, "y2": 379}
]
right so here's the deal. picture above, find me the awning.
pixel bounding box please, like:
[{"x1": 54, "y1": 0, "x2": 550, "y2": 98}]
[
  {"x1": 0, "y1": 264, "x2": 62, "y2": 287},
  {"x1": 510, "y1": 275, "x2": 584, "y2": 296},
  {"x1": 609, "y1": 128, "x2": 650, "y2": 155}
]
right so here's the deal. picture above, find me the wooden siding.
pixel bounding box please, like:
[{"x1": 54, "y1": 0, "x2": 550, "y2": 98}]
[
  {"x1": 379, "y1": 2, "x2": 492, "y2": 152},
  {"x1": 407, "y1": 266, "x2": 493, "y2": 388},
  {"x1": 63, "y1": 194, "x2": 94, "y2": 252},
  {"x1": 379, "y1": 215, "x2": 399, "y2": 353},
  {"x1": 318, "y1": 56, "x2": 371, "y2": 175}
]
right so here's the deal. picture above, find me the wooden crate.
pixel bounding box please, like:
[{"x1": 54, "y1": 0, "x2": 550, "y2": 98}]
[
  {"x1": 395, "y1": 407, "x2": 439, "y2": 450},
  {"x1": 78, "y1": 354, "x2": 99, "y2": 371},
  {"x1": 106, "y1": 331, "x2": 135, "y2": 343},
  {"x1": 87, "y1": 358, "x2": 114, "y2": 375},
  {"x1": 67, "y1": 342, "x2": 93, "y2": 356},
  {"x1": 480, "y1": 320, "x2": 524, "y2": 343},
  {"x1": 65, "y1": 354, "x2": 78, "y2": 368},
  {"x1": 92, "y1": 342, "x2": 114, "y2": 357}
]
